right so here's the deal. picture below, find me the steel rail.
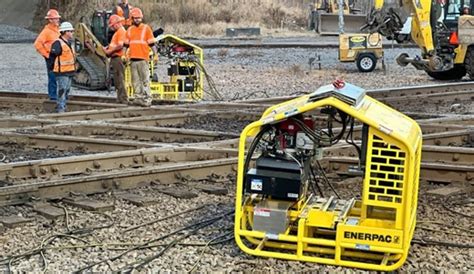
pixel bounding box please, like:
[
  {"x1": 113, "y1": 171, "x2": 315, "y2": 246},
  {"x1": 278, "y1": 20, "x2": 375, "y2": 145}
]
[
  {"x1": 38, "y1": 106, "x2": 200, "y2": 121},
  {"x1": 0, "y1": 147, "x2": 237, "y2": 184},
  {"x1": 0, "y1": 132, "x2": 158, "y2": 152},
  {"x1": 37, "y1": 123, "x2": 239, "y2": 142},
  {"x1": 0, "y1": 97, "x2": 124, "y2": 114},
  {"x1": 323, "y1": 157, "x2": 474, "y2": 184},
  {"x1": 0, "y1": 157, "x2": 237, "y2": 206},
  {"x1": 238, "y1": 82, "x2": 474, "y2": 105},
  {"x1": 323, "y1": 144, "x2": 474, "y2": 165},
  {"x1": 107, "y1": 111, "x2": 261, "y2": 127}
]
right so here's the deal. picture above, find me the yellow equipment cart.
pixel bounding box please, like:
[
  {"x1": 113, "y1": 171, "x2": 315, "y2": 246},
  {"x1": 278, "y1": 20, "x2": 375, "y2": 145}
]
[
  {"x1": 234, "y1": 81, "x2": 422, "y2": 271},
  {"x1": 339, "y1": 33, "x2": 383, "y2": 72},
  {"x1": 125, "y1": 34, "x2": 204, "y2": 101}
]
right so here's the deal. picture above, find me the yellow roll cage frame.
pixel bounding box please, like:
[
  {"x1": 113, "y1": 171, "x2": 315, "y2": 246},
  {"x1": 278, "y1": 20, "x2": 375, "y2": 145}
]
[
  {"x1": 125, "y1": 34, "x2": 204, "y2": 101},
  {"x1": 234, "y1": 83, "x2": 422, "y2": 271}
]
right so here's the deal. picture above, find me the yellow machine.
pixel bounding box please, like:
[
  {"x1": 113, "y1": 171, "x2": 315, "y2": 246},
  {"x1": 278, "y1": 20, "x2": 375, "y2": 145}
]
[
  {"x1": 234, "y1": 81, "x2": 422, "y2": 271},
  {"x1": 125, "y1": 34, "x2": 205, "y2": 101},
  {"x1": 365, "y1": 0, "x2": 474, "y2": 80},
  {"x1": 309, "y1": 0, "x2": 366, "y2": 35},
  {"x1": 74, "y1": 22, "x2": 111, "y2": 90},
  {"x1": 339, "y1": 33, "x2": 384, "y2": 72}
]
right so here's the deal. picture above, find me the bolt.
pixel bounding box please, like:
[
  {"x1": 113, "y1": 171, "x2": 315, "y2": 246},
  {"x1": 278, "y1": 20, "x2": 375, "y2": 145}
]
[
  {"x1": 133, "y1": 157, "x2": 139, "y2": 163},
  {"x1": 40, "y1": 167, "x2": 48, "y2": 174},
  {"x1": 51, "y1": 166, "x2": 59, "y2": 174},
  {"x1": 93, "y1": 160, "x2": 101, "y2": 169},
  {"x1": 29, "y1": 167, "x2": 37, "y2": 177},
  {"x1": 332, "y1": 163, "x2": 340, "y2": 171},
  {"x1": 452, "y1": 153, "x2": 460, "y2": 162},
  {"x1": 102, "y1": 181, "x2": 110, "y2": 189},
  {"x1": 434, "y1": 139, "x2": 441, "y2": 146},
  {"x1": 144, "y1": 156, "x2": 151, "y2": 163}
]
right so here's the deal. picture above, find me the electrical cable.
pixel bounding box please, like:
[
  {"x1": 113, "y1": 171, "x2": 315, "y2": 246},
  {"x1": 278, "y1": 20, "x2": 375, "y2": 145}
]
[
  {"x1": 75, "y1": 209, "x2": 234, "y2": 272},
  {"x1": 309, "y1": 165, "x2": 324, "y2": 197},
  {"x1": 315, "y1": 160, "x2": 340, "y2": 198},
  {"x1": 115, "y1": 211, "x2": 234, "y2": 271},
  {"x1": 4, "y1": 207, "x2": 114, "y2": 273},
  {"x1": 187, "y1": 231, "x2": 233, "y2": 273},
  {"x1": 242, "y1": 125, "x2": 273, "y2": 188},
  {"x1": 345, "y1": 117, "x2": 361, "y2": 160},
  {"x1": 122, "y1": 203, "x2": 210, "y2": 233},
  {"x1": 192, "y1": 60, "x2": 223, "y2": 101},
  {"x1": 411, "y1": 237, "x2": 474, "y2": 248}
]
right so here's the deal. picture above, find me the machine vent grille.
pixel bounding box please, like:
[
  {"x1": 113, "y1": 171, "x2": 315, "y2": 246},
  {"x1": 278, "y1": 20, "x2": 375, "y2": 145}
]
[{"x1": 367, "y1": 135, "x2": 405, "y2": 204}]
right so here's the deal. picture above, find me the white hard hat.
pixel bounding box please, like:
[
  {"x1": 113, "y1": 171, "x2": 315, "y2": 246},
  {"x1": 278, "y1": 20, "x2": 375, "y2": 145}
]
[{"x1": 59, "y1": 22, "x2": 74, "y2": 32}]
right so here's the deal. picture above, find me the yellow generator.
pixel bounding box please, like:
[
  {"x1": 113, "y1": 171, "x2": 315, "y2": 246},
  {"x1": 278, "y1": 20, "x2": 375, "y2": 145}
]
[
  {"x1": 339, "y1": 33, "x2": 383, "y2": 72},
  {"x1": 125, "y1": 34, "x2": 204, "y2": 101},
  {"x1": 234, "y1": 81, "x2": 422, "y2": 271}
]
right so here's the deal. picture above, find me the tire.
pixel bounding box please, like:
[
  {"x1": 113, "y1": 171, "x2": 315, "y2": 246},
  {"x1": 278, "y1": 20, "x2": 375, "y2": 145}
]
[
  {"x1": 464, "y1": 46, "x2": 474, "y2": 79},
  {"x1": 426, "y1": 65, "x2": 466, "y2": 80},
  {"x1": 356, "y1": 53, "x2": 377, "y2": 72}
]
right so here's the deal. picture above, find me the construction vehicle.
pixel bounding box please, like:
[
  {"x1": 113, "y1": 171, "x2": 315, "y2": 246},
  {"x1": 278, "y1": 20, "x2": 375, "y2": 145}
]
[
  {"x1": 364, "y1": 0, "x2": 474, "y2": 80},
  {"x1": 339, "y1": 32, "x2": 383, "y2": 72},
  {"x1": 309, "y1": 0, "x2": 367, "y2": 35},
  {"x1": 234, "y1": 81, "x2": 422, "y2": 271},
  {"x1": 74, "y1": 10, "x2": 112, "y2": 90}
]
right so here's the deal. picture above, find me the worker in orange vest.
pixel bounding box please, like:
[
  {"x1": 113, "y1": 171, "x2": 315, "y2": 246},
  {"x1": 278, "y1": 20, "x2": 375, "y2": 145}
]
[
  {"x1": 34, "y1": 9, "x2": 61, "y2": 101},
  {"x1": 124, "y1": 8, "x2": 157, "y2": 107},
  {"x1": 49, "y1": 22, "x2": 76, "y2": 113},
  {"x1": 103, "y1": 15, "x2": 128, "y2": 104},
  {"x1": 113, "y1": 0, "x2": 133, "y2": 28}
]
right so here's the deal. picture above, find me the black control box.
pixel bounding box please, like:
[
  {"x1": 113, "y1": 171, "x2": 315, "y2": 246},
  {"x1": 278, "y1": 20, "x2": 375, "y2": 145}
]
[{"x1": 245, "y1": 156, "x2": 308, "y2": 200}]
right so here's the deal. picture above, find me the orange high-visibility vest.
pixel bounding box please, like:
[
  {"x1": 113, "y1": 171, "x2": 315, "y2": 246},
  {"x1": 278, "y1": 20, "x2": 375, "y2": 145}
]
[
  {"x1": 53, "y1": 39, "x2": 76, "y2": 73},
  {"x1": 34, "y1": 23, "x2": 59, "y2": 58},
  {"x1": 109, "y1": 26, "x2": 127, "y2": 57},
  {"x1": 126, "y1": 23, "x2": 155, "y2": 61},
  {"x1": 115, "y1": 5, "x2": 133, "y2": 27}
]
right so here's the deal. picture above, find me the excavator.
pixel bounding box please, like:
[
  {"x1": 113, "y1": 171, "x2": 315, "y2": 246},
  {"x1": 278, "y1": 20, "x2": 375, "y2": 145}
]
[
  {"x1": 309, "y1": 0, "x2": 367, "y2": 35},
  {"x1": 364, "y1": 0, "x2": 474, "y2": 80}
]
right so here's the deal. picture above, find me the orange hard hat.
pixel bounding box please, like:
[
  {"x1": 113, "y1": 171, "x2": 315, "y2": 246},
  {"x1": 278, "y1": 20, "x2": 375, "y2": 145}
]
[
  {"x1": 108, "y1": 14, "x2": 124, "y2": 27},
  {"x1": 45, "y1": 9, "x2": 61, "y2": 19},
  {"x1": 130, "y1": 8, "x2": 143, "y2": 18}
]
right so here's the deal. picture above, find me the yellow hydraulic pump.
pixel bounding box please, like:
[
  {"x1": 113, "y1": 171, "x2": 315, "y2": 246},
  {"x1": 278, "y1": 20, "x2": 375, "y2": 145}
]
[
  {"x1": 234, "y1": 81, "x2": 422, "y2": 271},
  {"x1": 125, "y1": 34, "x2": 205, "y2": 101}
]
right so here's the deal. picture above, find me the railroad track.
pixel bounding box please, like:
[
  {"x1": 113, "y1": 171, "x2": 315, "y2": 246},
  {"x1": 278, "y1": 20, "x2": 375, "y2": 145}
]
[
  {"x1": 0, "y1": 83, "x2": 472, "y2": 211},
  {"x1": 240, "y1": 81, "x2": 474, "y2": 105},
  {"x1": 0, "y1": 83, "x2": 472, "y2": 272}
]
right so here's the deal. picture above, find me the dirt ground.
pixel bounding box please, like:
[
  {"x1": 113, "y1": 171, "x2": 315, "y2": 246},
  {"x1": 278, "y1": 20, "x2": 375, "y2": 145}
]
[{"x1": 0, "y1": 42, "x2": 440, "y2": 100}]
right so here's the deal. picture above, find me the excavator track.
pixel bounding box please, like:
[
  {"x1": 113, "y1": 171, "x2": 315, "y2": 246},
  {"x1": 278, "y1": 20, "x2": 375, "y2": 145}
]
[{"x1": 73, "y1": 55, "x2": 107, "y2": 90}]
